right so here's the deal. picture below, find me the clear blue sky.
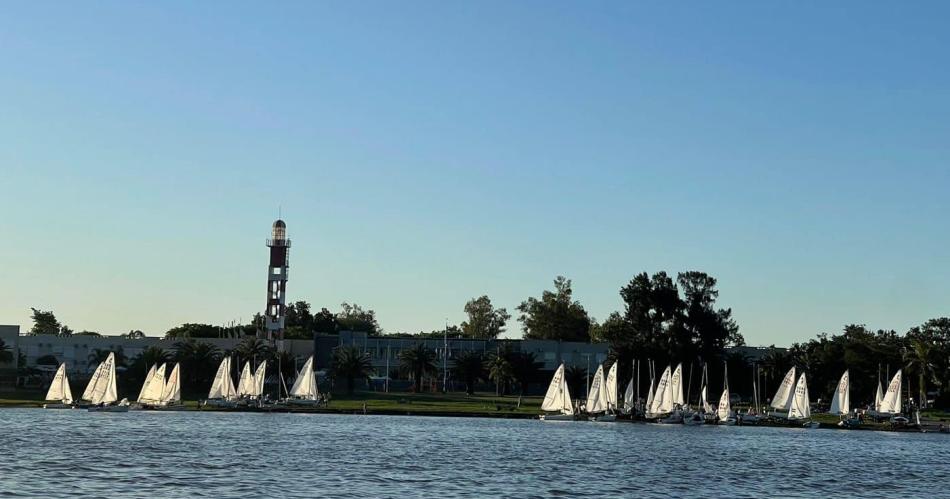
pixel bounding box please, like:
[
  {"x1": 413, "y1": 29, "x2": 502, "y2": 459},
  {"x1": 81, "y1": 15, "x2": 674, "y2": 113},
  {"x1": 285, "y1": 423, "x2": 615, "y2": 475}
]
[{"x1": 1, "y1": 2, "x2": 947, "y2": 345}]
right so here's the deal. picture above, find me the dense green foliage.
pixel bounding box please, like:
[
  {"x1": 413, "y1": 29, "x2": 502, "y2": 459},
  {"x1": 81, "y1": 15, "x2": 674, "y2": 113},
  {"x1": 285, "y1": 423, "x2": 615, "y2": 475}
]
[
  {"x1": 330, "y1": 346, "x2": 374, "y2": 394},
  {"x1": 517, "y1": 276, "x2": 592, "y2": 342},
  {"x1": 399, "y1": 343, "x2": 437, "y2": 392},
  {"x1": 461, "y1": 296, "x2": 511, "y2": 340}
]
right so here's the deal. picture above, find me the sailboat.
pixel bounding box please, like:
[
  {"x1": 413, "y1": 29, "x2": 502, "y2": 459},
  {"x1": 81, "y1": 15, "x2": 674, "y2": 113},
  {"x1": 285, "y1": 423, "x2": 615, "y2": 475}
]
[
  {"x1": 622, "y1": 360, "x2": 637, "y2": 417},
  {"x1": 158, "y1": 363, "x2": 182, "y2": 408},
  {"x1": 647, "y1": 364, "x2": 682, "y2": 423},
  {"x1": 136, "y1": 363, "x2": 167, "y2": 407},
  {"x1": 285, "y1": 356, "x2": 321, "y2": 406},
  {"x1": 540, "y1": 363, "x2": 575, "y2": 421},
  {"x1": 685, "y1": 364, "x2": 709, "y2": 426},
  {"x1": 585, "y1": 364, "x2": 608, "y2": 418},
  {"x1": 742, "y1": 364, "x2": 762, "y2": 425},
  {"x1": 86, "y1": 352, "x2": 130, "y2": 412},
  {"x1": 593, "y1": 362, "x2": 619, "y2": 422},
  {"x1": 43, "y1": 363, "x2": 74, "y2": 409},
  {"x1": 236, "y1": 361, "x2": 254, "y2": 399},
  {"x1": 873, "y1": 370, "x2": 903, "y2": 420},
  {"x1": 768, "y1": 367, "x2": 797, "y2": 419},
  {"x1": 205, "y1": 356, "x2": 238, "y2": 407},
  {"x1": 251, "y1": 360, "x2": 267, "y2": 405},
  {"x1": 786, "y1": 372, "x2": 813, "y2": 426},
  {"x1": 717, "y1": 363, "x2": 736, "y2": 425}
]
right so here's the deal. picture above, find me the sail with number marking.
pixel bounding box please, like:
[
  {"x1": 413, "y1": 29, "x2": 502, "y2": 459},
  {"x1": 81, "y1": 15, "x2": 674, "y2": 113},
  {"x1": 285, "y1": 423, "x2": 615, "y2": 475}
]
[
  {"x1": 252, "y1": 361, "x2": 267, "y2": 397},
  {"x1": 878, "y1": 370, "x2": 902, "y2": 415},
  {"x1": 138, "y1": 363, "x2": 166, "y2": 404},
  {"x1": 771, "y1": 367, "x2": 797, "y2": 410},
  {"x1": 208, "y1": 357, "x2": 236, "y2": 400},
  {"x1": 623, "y1": 377, "x2": 635, "y2": 412},
  {"x1": 829, "y1": 370, "x2": 850, "y2": 415},
  {"x1": 787, "y1": 373, "x2": 810, "y2": 420},
  {"x1": 671, "y1": 363, "x2": 685, "y2": 406},
  {"x1": 586, "y1": 364, "x2": 607, "y2": 413},
  {"x1": 541, "y1": 363, "x2": 573, "y2": 414},
  {"x1": 648, "y1": 365, "x2": 673, "y2": 415},
  {"x1": 237, "y1": 362, "x2": 254, "y2": 397},
  {"x1": 604, "y1": 362, "x2": 619, "y2": 412}
]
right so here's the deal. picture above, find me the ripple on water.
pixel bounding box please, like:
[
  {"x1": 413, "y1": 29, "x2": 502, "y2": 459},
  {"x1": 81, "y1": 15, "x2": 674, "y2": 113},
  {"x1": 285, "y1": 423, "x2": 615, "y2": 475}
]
[{"x1": 2, "y1": 409, "x2": 949, "y2": 498}]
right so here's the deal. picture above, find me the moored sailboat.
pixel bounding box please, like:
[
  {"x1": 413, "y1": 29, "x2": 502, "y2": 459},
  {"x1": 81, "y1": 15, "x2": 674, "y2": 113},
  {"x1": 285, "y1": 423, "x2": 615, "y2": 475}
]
[
  {"x1": 285, "y1": 356, "x2": 321, "y2": 406},
  {"x1": 872, "y1": 370, "x2": 903, "y2": 421},
  {"x1": 768, "y1": 367, "x2": 797, "y2": 419},
  {"x1": 786, "y1": 372, "x2": 817, "y2": 427},
  {"x1": 43, "y1": 363, "x2": 74, "y2": 409},
  {"x1": 86, "y1": 352, "x2": 130, "y2": 412},
  {"x1": 205, "y1": 356, "x2": 238, "y2": 407},
  {"x1": 540, "y1": 363, "x2": 575, "y2": 421},
  {"x1": 158, "y1": 363, "x2": 182, "y2": 408},
  {"x1": 136, "y1": 363, "x2": 167, "y2": 408},
  {"x1": 593, "y1": 362, "x2": 619, "y2": 421}
]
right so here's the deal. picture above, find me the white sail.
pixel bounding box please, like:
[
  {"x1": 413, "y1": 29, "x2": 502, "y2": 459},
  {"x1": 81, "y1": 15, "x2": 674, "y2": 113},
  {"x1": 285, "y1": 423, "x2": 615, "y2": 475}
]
[
  {"x1": 85, "y1": 352, "x2": 118, "y2": 405},
  {"x1": 623, "y1": 377, "x2": 635, "y2": 412},
  {"x1": 541, "y1": 363, "x2": 573, "y2": 414},
  {"x1": 586, "y1": 364, "x2": 607, "y2": 413},
  {"x1": 787, "y1": 373, "x2": 810, "y2": 420},
  {"x1": 252, "y1": 361, "x2": 267, "y2": 397},
  {"x1": 771, "y1": 367, "x2": 797, "y2": 410},
  {"x1": 701, "y1": 385, "x2": 715, "y2": 413},
  {"x1": 671, "y1": 363, "x2": 685, "y2": 406},
  {"x1": 138, "y1": 363, "x2": 166, "y2": 404},
  {"x1": 879, "y1": 370, "x2": 902, "y2": 414},
  {"x1": 236, "y1": 361, "x2": 254, "y2": 397},
  {"x1": 208, "y1": 357, "x2": 236, "y2": 399},
  {"x1": 161, "y1": 363, "x2": 181, "y2": 404},
  {"x1": 136, "y1": 365, "x2": 157, "y2": 402},
  {"x1": 289, "y1": 356, "x2": 319, "y2": 400},
  {"x1": 82, "y1": 358, "x2": 108, "y2": 402},
  {"x1": 648, "y1": 365, "x2": 673, "y2": 415},
  {"x1": 604, "y1": 362, "x2": 619, "y2": 411},
  {"x1": 645, "y1": 378, "x2": 655, "y2": 413},
  {"x1": 717, "y1": 388, "x2": 731, "y2": 420},
  {"x1": 45, "y1": 363, "x2": 74, "y2": 404},
  {"x1": 875, "y1": 381, "x2": 884, "y2": 412},
  {"x1": 829, "y1": 370, "x2": 850, "y2": 415}
]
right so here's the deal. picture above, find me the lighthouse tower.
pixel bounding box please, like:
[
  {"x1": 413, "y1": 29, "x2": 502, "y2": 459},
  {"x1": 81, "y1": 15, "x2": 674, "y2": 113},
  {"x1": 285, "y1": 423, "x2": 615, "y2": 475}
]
[{"x1": 264, "y1": 219, "x2": 290, "y2": 342}]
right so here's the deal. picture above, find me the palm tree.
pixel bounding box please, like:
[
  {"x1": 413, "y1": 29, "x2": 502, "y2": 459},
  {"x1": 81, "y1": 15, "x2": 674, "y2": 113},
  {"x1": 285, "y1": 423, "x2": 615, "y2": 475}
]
[
  {"x1": 270, "y1": 350, "x2": 298, "y2": 392},
  {"x1": 234, "y1": 337, "x2": 272, "y2": 369},
  {"x1": 174, "y1": 340, "x2": 221, "y2": 395},
  {"x1": 509, "y1": 352, "x2": 541, "y2": 396},
  {"x1": 0, "y1": 339, "x2": 12, "y2": 364},
  {"x1": 487, "y1": 352, "x2": 513, "y2": 396},
  {"x1": 905, "y1": 338, "x2": 936, "y2": 409},
  {"x1": 135, "y1": 346, "x2": 171, "y2": 369},
  {"x1": 452, "y1": 351, "x2": 486, "y2": 395},
  {"x1": 399, "y1": 343, "x2": 437, "y2": 392},
  {"x1": 330, "y1": 346, "x2": 373, "y2": 394}
]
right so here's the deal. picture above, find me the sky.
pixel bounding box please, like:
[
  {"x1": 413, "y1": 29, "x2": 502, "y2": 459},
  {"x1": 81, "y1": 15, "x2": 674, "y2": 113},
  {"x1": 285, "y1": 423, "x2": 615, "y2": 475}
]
[{"x1": 0, "y1": 1, "x2": 947, "y2": 345}]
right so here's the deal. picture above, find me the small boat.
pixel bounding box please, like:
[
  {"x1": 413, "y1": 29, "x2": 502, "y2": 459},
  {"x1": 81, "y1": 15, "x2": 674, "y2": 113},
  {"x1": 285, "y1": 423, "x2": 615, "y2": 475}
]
[
  {"x1": 683, "y1": 411, "x2": 705, "y2": 426},
  {"x1": 658, "y1": 409, "x2": 684, "y2": 424},
  {"x1": 540, "y1": 363, "x2": 577, "y2": 421},
  {"x1": 43, "y1": 363, "x2": 74, "y2": 409},
  {"x1": 135, "y1": 363, "x2": 167, "y2": 408},
  {"x1": 204, "y1": 356, "x2": 238, "y2": 407},
  {"x1": 869, "y1": 370, "x2": 903, "y2": 419},
  {"x1": 83, "y1": 353, "x2": 127, "y2": 412},
  {"x1": 767, "y1": 366, "x2": 797, "y2": 419},
  {"x1": 589, "y1": 362, "x2": 620, "y2": 422},
  {"x1": 785, "y1": 372, "x2": 812, "y2": 424},
  {"x1": 584, "y1": 363, "x2": 609, "y2": 419},
  {"x1": 284, "y1": 356, "x2": 322, "y2": 406}
]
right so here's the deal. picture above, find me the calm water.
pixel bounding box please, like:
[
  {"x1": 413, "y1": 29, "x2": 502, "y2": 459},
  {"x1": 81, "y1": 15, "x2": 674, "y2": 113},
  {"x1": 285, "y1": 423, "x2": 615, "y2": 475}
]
[{"x1": 1, "y1": 409, "x2": 948, "y2": 498}]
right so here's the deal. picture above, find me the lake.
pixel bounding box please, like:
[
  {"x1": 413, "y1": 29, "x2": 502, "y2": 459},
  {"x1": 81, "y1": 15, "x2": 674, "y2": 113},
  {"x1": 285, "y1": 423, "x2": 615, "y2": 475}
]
[{"x1": 1, "y1": 409, "x2": 947, "y2": 498}]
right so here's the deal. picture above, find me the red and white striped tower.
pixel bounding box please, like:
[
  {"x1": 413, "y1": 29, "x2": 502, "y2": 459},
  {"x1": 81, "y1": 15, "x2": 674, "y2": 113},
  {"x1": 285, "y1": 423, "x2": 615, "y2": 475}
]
[{"x1": 264, "y1": 219, "x2": 290, "y2": 343}]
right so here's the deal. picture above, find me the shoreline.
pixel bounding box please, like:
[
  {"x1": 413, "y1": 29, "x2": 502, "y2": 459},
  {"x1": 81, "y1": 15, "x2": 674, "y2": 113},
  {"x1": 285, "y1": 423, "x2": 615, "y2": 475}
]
[{"x1": 3, "y1": 400, "x2": 946, "y2": 432}]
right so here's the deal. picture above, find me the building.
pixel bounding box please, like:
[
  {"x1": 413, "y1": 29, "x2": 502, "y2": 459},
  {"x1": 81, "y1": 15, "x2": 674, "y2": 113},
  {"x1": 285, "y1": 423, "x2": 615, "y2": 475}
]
[{"x1": 264, "y1": 219, "x2": 290, "y2": 343}]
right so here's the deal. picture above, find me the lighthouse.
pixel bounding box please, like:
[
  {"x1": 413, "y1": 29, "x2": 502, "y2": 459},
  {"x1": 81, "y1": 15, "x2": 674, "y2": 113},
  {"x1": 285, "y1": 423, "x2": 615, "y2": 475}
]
[{"x1": 264, "y1": 219, "x2": 290, "y2": 342}]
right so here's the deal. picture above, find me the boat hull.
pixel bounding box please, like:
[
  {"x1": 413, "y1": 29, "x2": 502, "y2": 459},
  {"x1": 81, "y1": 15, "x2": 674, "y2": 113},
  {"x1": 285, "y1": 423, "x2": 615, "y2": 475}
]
[
  {"x1": 43, "y1": 403, "x2": 73, "y2": 409},
  {"x1": 88, "y1": 405, "x2": 130, "y2": 413},
  {"x1": 540, "y1": 413, "x2": 576, "y2": 421}
]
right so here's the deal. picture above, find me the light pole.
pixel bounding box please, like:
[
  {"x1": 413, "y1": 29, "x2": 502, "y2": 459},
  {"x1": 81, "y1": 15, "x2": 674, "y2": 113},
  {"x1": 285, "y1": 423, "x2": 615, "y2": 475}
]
[{"x1": 443, "y1": 318, "x2": 448, "y2": 393}]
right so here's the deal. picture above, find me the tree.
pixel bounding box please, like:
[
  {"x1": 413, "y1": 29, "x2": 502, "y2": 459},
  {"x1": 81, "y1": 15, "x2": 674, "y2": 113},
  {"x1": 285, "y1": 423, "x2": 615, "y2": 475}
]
[
  {"x1": 517, "y1": 276, "x2": 592, "y2": 342},
  {"x1": 29, "y1": 308, "x2": 61, "y2": 335},
  {"x1": 125, "y1": 330, "x2": 145, "y2": 339},
  {"x1": 452, "y1": 351, "x2": 486, "y2": 395},
  {"x1": 174, "y1": 340, "x2": 221, "y2": 396},
  {"x1": 399, "y1": 343, "x2": 437, "y2": 392},
  {"x1": 313, "y1": 308, "x2": 337, "y2": 334},
  {"x1": 336, "y1": 303, "x2": 380, "y2": 334},
  {"x1": 487, "y1": 350, "x2": 514, "y2": 396},
  {"x1": 285, "y1": 301, "x2": 314, "y2": 330},
  {"x1": 904, "y1": 337, "x2": 937, "y2": 409},
  {"x1": 677, "y1": 271, "x2": 743, "y2": 361},
  {"x1": 164, "y1": 323, "x2": 220, "y2": 339},
  {"x1": 461, "y1": 296, "x2": 511, "y2": 340},
  {"x1": 509, "y1": 352, "x2": 541, "y2": 396},
  {"x1": 0, "y1": 339, "x2": 12, "y2": 364},
  {"x1": 234, "y1": 337, "x2": 271, "y2": 368},
  {"x1": 59, "y1": 325, "x2": 74, "y2": 336},
  {"x1": 270, "y1": 349, "x2": 298, "y2": 387},
  {"x1": 134, "y1": 346, "x2": 172, "y2": 370},
  {"x1": 330, "y1": 346, "x2": 373, "y2": 394}
]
